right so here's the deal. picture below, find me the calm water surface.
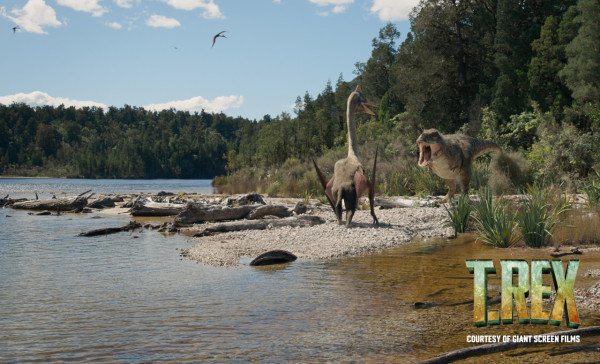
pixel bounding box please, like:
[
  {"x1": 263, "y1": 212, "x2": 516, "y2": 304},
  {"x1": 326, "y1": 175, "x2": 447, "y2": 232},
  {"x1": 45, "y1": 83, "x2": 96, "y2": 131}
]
[
  {"x1": 0, "y1": 178, "x2": 215, "y2": 199},
  {"x1": 1, "y1": 180, "x2": 599, "y2": 362}
]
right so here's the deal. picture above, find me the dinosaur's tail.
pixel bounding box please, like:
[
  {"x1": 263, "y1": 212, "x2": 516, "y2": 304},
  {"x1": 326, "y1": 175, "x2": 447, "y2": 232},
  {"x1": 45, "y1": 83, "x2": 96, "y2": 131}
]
[{"x1": 473, "y1": 140, "x2": 502, "y2": 159}]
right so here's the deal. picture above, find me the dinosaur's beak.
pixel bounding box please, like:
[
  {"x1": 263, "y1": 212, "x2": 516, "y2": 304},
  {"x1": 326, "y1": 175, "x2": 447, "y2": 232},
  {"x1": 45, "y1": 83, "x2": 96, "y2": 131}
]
[{"x1": 358, "y1": 102, "x2": 376, "y2": 116}]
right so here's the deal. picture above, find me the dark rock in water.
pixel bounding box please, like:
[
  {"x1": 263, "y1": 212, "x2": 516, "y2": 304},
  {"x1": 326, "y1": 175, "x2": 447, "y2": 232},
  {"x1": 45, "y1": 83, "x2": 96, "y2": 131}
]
[
  {"x1": 157, "y1": 191, "x2": 175, "y2": 196},
  {"x1": 414, "y1": 302, "x2": 434, "y2": 309},
  {"x1": 250, "y1": 250, "x2": 297, "y2": 266}
]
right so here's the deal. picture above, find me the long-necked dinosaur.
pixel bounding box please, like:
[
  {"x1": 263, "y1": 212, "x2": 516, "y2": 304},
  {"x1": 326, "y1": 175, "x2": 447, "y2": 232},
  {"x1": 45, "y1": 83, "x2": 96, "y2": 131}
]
[
  {"x1": 417, "y1": 129, "x2": 501, "y2": 202},
  {"x1": 313, "y1": 86, "x2": 379, "y2": 227}
]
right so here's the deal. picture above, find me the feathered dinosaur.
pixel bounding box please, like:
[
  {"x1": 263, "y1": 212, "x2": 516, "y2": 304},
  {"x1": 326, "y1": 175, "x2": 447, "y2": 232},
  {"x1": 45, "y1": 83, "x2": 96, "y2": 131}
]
[
  {"x1": 313, "y1": 86, "x2": 379, "y2": 227},
  {"x1": 417, "y1": 129, "x2": 502, "y2": 202}
]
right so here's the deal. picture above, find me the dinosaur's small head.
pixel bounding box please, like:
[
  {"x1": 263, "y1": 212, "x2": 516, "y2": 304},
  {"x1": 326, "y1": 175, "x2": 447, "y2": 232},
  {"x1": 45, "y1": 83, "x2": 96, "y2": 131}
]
[
  {"x1": 348, "y1": 86, "x2": 376, "y2": 116},
  {"x1": 417, "y1": 129, "x2": 443, "y2": 167}
]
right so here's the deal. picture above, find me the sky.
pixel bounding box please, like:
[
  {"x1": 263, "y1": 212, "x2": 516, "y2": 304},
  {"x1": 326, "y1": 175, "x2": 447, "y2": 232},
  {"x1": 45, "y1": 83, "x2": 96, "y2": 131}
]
[{"x1": 0, "y1": 0, "x2": 417, "y2": 121}]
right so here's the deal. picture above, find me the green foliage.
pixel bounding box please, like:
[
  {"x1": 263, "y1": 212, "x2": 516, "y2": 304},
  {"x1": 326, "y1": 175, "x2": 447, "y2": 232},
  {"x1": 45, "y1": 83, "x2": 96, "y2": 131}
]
[
  {"x1": 527, "y1": 119, "x2": 600, "y2": 183},
  {"x1": 444, "y1": 193, "x2": 472, "y2": 236},
  {"x1": 473, "y1": 188, "x2": 519, "y2": 248},
  {"x1": 515, "y1": 183, "x2": 571, "y2": 248},
  {"x1": 560, "y1": 0, "x2": 600, "y2": 126},
  {"x1": 582, "y1": 170, "x2": 600, "y2": 209}
]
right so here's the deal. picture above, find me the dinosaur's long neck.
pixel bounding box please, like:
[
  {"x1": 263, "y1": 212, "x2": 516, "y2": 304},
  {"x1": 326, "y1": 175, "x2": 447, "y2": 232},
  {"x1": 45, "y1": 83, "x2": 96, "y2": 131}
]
[{"x1": 347, "y1": 98, "x2": 358, "y2": 159}]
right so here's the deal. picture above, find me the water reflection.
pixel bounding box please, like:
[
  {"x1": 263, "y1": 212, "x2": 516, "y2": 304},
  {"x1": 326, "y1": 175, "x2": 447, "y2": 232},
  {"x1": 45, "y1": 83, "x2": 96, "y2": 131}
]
[{"x1": 0, "y1": 209, "x2": 598, "y2": 362}]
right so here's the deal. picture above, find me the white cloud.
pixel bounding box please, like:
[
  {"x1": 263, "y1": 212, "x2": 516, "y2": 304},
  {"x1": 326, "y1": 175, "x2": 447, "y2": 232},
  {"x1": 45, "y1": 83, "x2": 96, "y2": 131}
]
[
  {"x1": 146, "y1": 14, "x2": 181, "y2": 28},
  {"x1": 308, "y1": 0, "x2": 352, "y2": 16},
  {"x1": 0, "y1": 0, "x2": 61, "y2": 34},
  {"x1": 114, "y1": 0, "x2": 135, "y2": 8},
  {"x1": 106, "y1": 21, "x2": 122, "y2": 29},
  {"x1": 309, "y1": 0, "x2": 353, "y2": 5},
  {"x1": 0, "y1": 91, "x2": 107, "y2": 109},
  {"x1": 370, "y1": 0, "x2": 419, "y2": 21},
  {"x1": 144, "y1": 95, "x2": 244, "y2": 113},
  {"x1": 56, "y1": 0, "x2": 107, "y2": 17},
  {"x1": 162, "y1": 0, "x2": 224, "y2": 19},
  {"x1": 273, "y1": 0, "x2": 282, "y2": 3},
  {"x1": 332, "y1": 5, "x2": 347, "y2": 13}
]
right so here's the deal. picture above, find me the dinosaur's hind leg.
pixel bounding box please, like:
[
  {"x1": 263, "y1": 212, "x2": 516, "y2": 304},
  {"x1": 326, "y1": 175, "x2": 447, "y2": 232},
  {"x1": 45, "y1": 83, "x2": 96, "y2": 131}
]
[{"x1": 343, "y1": 191, "x2": 357, "y2": 228}]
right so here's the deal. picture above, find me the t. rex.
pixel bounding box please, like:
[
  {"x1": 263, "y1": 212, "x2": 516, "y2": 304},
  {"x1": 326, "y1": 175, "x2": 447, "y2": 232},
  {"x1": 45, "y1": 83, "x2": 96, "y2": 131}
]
[
  {"x1": 313, "y1": 86, "x2": 379, "y2": 227},
  {"x1": 417, "y1": 129, "x2": 501, "y2": 202}
]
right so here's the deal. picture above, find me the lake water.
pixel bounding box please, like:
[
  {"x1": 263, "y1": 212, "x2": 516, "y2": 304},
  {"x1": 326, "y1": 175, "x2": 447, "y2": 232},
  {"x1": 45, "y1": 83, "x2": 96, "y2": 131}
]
[
  {"x1": 1, "y1": 179, "x2": 599, "y2": 362},
  {"x1": 0, "y1": 178, "x2": 215, "y2": 199}
]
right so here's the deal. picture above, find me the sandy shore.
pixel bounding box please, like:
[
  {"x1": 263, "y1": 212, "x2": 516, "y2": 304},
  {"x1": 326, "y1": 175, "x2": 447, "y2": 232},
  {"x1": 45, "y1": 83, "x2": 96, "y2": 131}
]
[{"x1": 181, "y1": 196, "x2": 454, "y2": 267}]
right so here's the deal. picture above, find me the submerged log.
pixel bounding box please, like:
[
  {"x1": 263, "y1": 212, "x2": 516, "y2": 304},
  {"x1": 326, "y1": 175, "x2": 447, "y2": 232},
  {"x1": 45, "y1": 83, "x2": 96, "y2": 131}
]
[
  {"x1": 12, "y1": 196, "x2": 87, "y2": 211},
  {"x1": 130, "y1": 198, "x2": 186, "y2": 216},
  {"x1": 175, "y1": 203, "x2": 259, "y2": 225},
  {"x1": 192, "y1": 215, "x2": 325, "y2": 237},
  {"x1": 78, "y1": 221, "x2": 142, "y2": 237},
  {"x1": 250, "y1": 250, "x2": 297, "y2": 266},
  {"x1": 421, "y1": 326, "x2": 600, "y2": 363}
]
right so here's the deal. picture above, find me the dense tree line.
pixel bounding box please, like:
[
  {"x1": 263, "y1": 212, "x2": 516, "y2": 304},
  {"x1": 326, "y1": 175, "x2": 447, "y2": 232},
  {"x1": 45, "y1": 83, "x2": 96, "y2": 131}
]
[
  {"x1": 0, "y1": 104, "x2": 260, "y2": 178},
  {"x1": 1, "y1": 0, "x2": 599, "y2": 185}
]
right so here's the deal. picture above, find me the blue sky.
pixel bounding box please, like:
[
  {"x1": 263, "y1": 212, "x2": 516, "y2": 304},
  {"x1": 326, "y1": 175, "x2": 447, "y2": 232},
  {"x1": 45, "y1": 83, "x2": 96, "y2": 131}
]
[{"x1": 1, "y1": 0, "x2": 416, "y2": 120}]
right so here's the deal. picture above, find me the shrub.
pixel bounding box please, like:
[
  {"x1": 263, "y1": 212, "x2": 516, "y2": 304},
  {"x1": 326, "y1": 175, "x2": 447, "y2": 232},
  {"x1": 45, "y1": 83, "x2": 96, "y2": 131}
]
[
  {"x1": 515, "y1": 183, "x2": 571, "y2": 248},
  {"x1": 473, "y1": 188, "x2": 518, "y2": 248}
]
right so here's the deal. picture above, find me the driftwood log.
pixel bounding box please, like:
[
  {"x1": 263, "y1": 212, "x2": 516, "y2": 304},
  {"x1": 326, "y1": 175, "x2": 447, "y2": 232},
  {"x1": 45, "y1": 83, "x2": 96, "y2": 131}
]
[
  {"x1": 0, "y1": 197, "x2": 27, "y2": 207},
  {"x1": 247, "y1": 202, "x2": 307, "y2": 220},
  {"x1": 373, "y1": 197, "x2": 409, "y2": 209},
  {"x1": 130, "y1": 198, "x2": 186, "y2": 216},
  {"x1": 421, "y1": 325, "x2": 600, "y2": 363},
  {"x1": 176, "y1": 204, "x2": 260, "y2": 225},
  {"x1": 192, "y1": 215, "x2": 325, "y2": 237},
  {"x1": 79, "y1": 221, "x2": 142, "y2": 237},
  {"x1": 176, "y1": 201, "x2": 309, "y2": 225},
  {"x1": 12, "y1": 196, "x2": 87, "y2": 211}
]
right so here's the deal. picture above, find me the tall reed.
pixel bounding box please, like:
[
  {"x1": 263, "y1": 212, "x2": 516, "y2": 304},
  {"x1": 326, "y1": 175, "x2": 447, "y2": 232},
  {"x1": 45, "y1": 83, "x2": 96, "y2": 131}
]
[
  {"x1": 515, "y1": 183, "x2": 571, "y2": 248},
  {"x1": 444, "y1": 193, "x2": 471, "y2": 236},
  {"x1": 583, "y1": 171, "x2": 600, "y2": 210},
  {"x1": 473, "y1": 188, "x2": 518, "y2": 248}
]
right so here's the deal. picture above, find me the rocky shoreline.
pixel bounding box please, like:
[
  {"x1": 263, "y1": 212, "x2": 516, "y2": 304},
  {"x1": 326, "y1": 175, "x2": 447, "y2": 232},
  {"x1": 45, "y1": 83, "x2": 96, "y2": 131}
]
[{"x1": 181, "y1": 198, "x2": 454, "y2": 266}]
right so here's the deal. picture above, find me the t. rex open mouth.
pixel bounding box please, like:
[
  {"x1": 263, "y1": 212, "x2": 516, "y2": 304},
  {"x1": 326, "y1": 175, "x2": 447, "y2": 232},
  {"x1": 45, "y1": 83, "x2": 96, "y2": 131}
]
[
  {"x1": 418, "y1": 142, "x2": 441, "y2": 167},
  {"x1": 418, "y1": 142, "x2": 432, "y2": 166}
]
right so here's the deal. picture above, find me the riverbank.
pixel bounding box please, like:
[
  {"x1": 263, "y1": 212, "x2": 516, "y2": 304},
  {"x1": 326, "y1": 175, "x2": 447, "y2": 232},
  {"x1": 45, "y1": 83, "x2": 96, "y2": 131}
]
[{"x1": 181, "y1": 197, "x2": 454, "y2": 266}]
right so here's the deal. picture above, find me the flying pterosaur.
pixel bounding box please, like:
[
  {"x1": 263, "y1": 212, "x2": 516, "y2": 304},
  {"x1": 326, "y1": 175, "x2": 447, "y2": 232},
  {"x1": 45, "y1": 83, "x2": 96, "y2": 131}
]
[
  {"x1": 211, "y1": 30, "x2": 227, "y2": 48},
  {"x1": 12, "y1": 25, "x2": 20, "y2": 34}
]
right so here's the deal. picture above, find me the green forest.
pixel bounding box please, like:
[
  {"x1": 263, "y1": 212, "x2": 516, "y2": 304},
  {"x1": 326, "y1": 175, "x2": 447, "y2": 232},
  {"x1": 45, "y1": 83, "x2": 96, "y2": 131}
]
[{"x1": 1, "y1": 0, "x2": 599, "y2": 197}]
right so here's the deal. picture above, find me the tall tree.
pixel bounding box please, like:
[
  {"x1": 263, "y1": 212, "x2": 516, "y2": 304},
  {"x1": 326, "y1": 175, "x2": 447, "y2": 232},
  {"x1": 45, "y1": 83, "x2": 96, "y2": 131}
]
[{"x1": 560, "y1": 0, "x2": 600, "y2": 127}]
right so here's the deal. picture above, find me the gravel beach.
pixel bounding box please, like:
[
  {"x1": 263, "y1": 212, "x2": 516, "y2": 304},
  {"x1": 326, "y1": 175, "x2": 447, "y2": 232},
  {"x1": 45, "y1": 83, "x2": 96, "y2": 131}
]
[{"x1": 181, "y1": 197, "x2": 454, "y2": 267}]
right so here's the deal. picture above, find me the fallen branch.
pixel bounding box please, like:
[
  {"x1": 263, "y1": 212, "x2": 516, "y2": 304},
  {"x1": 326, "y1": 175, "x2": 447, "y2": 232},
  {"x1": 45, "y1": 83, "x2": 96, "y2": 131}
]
[
  {"x1": 373, "y1": 197, "x2": 409, "y2": 209},
  {"x1": 78, "y1": 221, "x2": 142, "y2": 237},
  {"x1": 550, "y1": 247, "x2": 582, "y2": 257},
  {"x1": 175, "y1": 203, "x2": 260, "y2": 225},
  {"x1": 421, "y1": 326, "x2": 600, "y2": 363},
  {"x1": 12, "y1": 196, "x2": 87, "y2": 211},
  {"x1": 193, "y1": 215, "x2": 325, "y2": 237},
  {"x1": 130, "y1": 197, "x2": 186, "y2": 216}
]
